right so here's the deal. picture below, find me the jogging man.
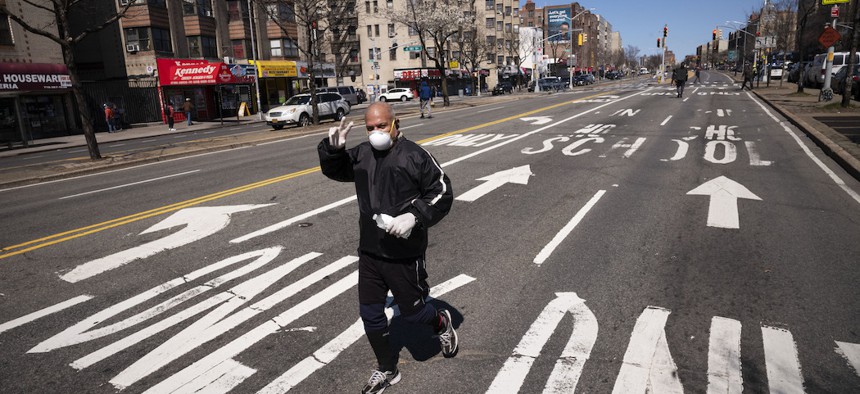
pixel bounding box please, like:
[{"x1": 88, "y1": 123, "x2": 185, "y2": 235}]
[{"x1": 318, "y1": 102, "x2": 457, "y2": 394}]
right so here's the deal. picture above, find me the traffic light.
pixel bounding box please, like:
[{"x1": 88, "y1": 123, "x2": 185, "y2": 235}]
[
  {"x1": 712, "y1": 29, "x2": 717, "y2": 40},
  {"x1": 663, "y1": 25, "x2": 668, "y2": 37},
  {"x1": 657, "y1": 38, "x2": 661, "y2": 48},
  {"x1": 578, "y1": 33, "x2": 583, "y2": 46}
]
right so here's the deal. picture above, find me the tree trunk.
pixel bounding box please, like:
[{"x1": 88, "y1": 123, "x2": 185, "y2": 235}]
[
  {"x1": 841, "y1": 1, "x2": 859, "y2": 107},
  {"x1": 65, "y1": 44, "x2": 101, "y2": 159}
]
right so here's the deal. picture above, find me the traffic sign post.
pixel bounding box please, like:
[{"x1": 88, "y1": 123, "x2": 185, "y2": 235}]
[{"x1": 402, "y1": 45, "x2": 422, "y2": 52}]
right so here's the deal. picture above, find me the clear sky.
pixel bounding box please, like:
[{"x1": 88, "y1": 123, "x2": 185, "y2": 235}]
[{"x1": 527, "y1": 0, "x2": 766, "y2": 59}]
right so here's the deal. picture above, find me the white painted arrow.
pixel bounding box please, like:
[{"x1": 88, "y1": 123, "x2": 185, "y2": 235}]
[
  {"x1": 486, "y1": 292, "x2": 598, "y2": 394},
  {"x1": 687, "y1": 176, "x2": 761, "y2": 229},
  {"x1": 59, "y1": 204, "x2": 273, "y2": 283},
  {"x1": 456, "y1": 165, "x2": 533, "y2": 202},
  {"x1": 520, "y1": 116, "x2": 553, "y2": 125}
]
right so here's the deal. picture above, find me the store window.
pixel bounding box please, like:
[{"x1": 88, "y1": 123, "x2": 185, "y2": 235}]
[{"x1": 0, "y1": 13, "x2": 14, "y2": 46}]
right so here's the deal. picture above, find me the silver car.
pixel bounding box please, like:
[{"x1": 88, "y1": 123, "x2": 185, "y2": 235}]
[{"x1": 264, "y1": 92, "x2": 350, "y2": 129}]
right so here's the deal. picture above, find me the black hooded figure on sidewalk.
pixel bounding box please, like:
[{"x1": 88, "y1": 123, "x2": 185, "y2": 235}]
[{"x1": 741, "y1": 62, "x2": 754, "y2": 91}]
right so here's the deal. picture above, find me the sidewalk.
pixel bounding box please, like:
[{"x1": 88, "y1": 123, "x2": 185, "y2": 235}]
[{"x1": 0, "y1": 92, "x2": 521, "y2": 188}]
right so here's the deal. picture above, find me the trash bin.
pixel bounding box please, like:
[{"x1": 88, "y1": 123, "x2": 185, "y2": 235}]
[{"x1": 458, "y1": 89, "x2": 464, "y2": 97}]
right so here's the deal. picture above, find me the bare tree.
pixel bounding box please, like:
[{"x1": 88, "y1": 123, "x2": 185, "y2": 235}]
[
  {"x1": 792, "y1": 0, "x2": 818, "y2": 93},
  {"x1": 0, "y1": 1, "x2": 132, "y2": 159},
  {"x1": 387, "y1": 0, "x2": 469, "y2": 106},
  {"x1": 257, "y1": 0, "x2": 334, "y2": 125},
  {"x1": 453, "y1": 3, "x2": 491, "y2": 95},
  {"x1": 625, "y1": 45, "x2": 641, "y2": 70}
]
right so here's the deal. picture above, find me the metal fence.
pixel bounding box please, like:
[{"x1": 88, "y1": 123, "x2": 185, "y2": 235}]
[{"x1": 81, "y1": 78, "x2": 161, "y2": 130}]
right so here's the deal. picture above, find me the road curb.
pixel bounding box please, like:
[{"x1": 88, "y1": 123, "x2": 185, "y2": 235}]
[{"x1": 753, "y1": 90, "x2": 860, "y2": 181}]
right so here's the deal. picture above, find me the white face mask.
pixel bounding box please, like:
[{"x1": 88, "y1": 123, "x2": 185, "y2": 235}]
[{"x1": 368, "y1": 130, "x2": 393, "y2": 150}]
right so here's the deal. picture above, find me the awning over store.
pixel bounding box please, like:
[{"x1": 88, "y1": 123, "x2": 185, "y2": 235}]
[
  {"x1": 250, "y1": 60, "x2": 297, "y2": 78},
  {"x1": 156, "y1": 58, "x2": 255, "y2": 86},
  {"x1": 0, "y1": 63, "x2": 71, "y2": 92}
]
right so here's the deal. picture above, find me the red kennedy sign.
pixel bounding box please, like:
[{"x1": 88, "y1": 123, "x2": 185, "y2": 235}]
[
  {"x1": 157, "y1": 58, "x2": 253, "y2": 86},
  {"x1": 0, "y1": 63, "x2": 71, "y2": 91}
]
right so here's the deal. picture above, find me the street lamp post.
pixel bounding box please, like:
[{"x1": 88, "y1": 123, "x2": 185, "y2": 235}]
[
  {"x1": 563, "y1": 8, "x2": 595, "y2": 90},
  {"x1": 532, "y1": 31, "x2": 565, "y2": 92}
]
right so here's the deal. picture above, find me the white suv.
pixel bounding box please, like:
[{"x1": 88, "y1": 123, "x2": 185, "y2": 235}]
[
  {"x1": 264, "y1": 93, "x2": 350, "y2": 129},
  {"x1": 378, "y1": 88, "x2": 414, "y2": 102}
]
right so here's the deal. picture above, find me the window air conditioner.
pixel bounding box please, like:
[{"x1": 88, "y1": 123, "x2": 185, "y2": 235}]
[
  {"x1": 126, "y1": 44, "x2": 140, "y2": 52},
  {"x1": 205, "y1": 10, "x2": 212, "y2": 17}
]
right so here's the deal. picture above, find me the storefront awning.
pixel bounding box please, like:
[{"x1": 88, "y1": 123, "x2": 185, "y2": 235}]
[
  {"x1": 250, "y1": 60, "x2": 297, "y2": 78},
  {"x1": 156, "y1": 58, "x2": 255, "y2": 86},
  {"x1": 0, "y1": 63, "x2": 71, "y2": 92}
]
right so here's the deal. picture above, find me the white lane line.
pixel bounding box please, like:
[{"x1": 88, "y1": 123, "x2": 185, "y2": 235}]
[
  {"x1": 660, "y1": 115, "x2": 672, "y2": 126},
  {"x1": 228, "y1": 127, "x2": 243, "y2": 131},
  {"x1": 58, "y1": 170, "x2": 200, "y2": 200},
  {"x1": 107, "y1": 143, "x2": 125, "y2": 147},
  {"x1": 762, "y1": 325, "x2": 805, "y2": 394},
  {"x1": 173, "y1": 135, "x2": 187, "y2": 139},
  {"x1": 0, "y1": 295, "x2": 93, "y2": 335},
  {"x1": 68, "y1": 149, "x2": 87, "y2": 153},
  {"x1": 141, "y1": 139, "x2": 158, "y2": 143},
  {"x1": 399, "y1": 123, "x2": 424, "y2": 130},
  {"x1": 258, "y1": 274, "x2": 476, "y2": 393},
  {"x1": 533, "y1": 190, "x2": 605, "y2": 265},
  {"x1": 233, "y1": 89, "x2": 650, "y2": 244},
  {"x1": 476, "y1": 106, "x2": 504, "y2": 113},
  {"x1": 707, "y1": 317, "x2": 743, "y2": 394},
  {"x1": 835, "y1": 341, "x2": 860, "y2": 377},
  {"x1": 747, "y1": 91, "x2": 860, "y2": 204},
  {"x1": 203, "y1": 130, "x2": 218, "y2": 134}
]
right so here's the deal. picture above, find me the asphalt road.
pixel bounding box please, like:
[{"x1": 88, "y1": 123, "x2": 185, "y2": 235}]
[{"x1": 1, "y1": 73, "x2": 858, "y2": 393}]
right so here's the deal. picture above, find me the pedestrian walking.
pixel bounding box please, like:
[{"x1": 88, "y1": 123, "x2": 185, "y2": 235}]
[
  {"x1": 164, "y1": 101, "x2": 175, "y2": 131},
  {"x1": 318, "y1": 102, "x2": 457, "y2": 394},
  {"x1": 418, "y1": 79, "x2": 432, "y2": 119},
  {"x1": 740, "y1": 63, "x2": 754, "y2": 91},
  {"x1": 673, "y1": 63, "x2": 688, "y2": 98},
  {"x1": 182, "y1": 98, "x2": 194, "y2": 126},
  {"x1": 692, "y1": 66, "x2": 702, "y2": 84},
  {"x1": 104, "y1": 104, "x2": 116, "y2": 133}
]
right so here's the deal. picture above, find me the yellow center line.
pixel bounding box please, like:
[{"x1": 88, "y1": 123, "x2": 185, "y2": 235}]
[{"x1": 0, "y1": 91, "x2": 616, "y2": 260}]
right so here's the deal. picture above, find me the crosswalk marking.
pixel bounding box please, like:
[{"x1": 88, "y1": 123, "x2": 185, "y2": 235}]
[
  {"x1": 612, "y1": 306, "x2": 683, "y2": 393},
  {"x1": 707, "y1": 317, "x2": 743, "y2": 394},
  {"x1": 762, "y1": 325, "x2": 805, "y2": 394},
  {"x1": 835, "y1": 341, "x2": 860, "y2": 377},
  {"x1": 259, "y1": 274, "x2": 476, "y2": 393},
  {"x1": 0, "y1": 295, "x2": 93, "y2": 335}
]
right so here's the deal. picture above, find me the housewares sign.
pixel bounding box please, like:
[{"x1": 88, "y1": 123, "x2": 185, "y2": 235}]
[{"x1": 0, "y1": 63, "x2": 71, "y2": 91}]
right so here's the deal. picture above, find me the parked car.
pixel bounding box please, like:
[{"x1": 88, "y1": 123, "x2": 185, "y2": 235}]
[
  {"x1": 378, "y1": 88, "x2": 414, "y2": 102},
  {"x1": 497, "y1": 81, "x2": 513, "y2": 93},
  {"x1": 264, "y1": 92, "x2": 350, "y2": 129},
  {"x1": 786, "y1": 61, "x2": 808, "y2": 83},
  {"x1": 832, "y1": 64, "x2": 860, "y2": 95},
  {"x1": 538, "y1": 77, "x2": 564, "y2": 91},
  {"x1": 316, "y1": 86, "x2": 359, "y2": 106},
  {"x1": 491, "y1": 84, "x2": 508, "y2": 95},
  {"x1": 605, "y1": 70, "x2": 623, "y2": 80},
  {"x1": 639, "y1": 67, "x2": 649, "y2": 75},
  {"x1": 805, "y1": 52, "x2": 860, "y2": 88}
]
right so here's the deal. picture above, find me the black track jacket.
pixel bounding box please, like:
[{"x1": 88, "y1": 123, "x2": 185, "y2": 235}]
[{"x1": 318, "y1": 135, "x2": 453, "y2": 259}]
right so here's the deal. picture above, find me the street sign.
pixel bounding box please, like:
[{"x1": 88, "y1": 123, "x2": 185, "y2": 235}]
[
  {"x1": 402, "y1": 45, "x2": 422, "y2": 52},
  {"x1": 818, "y1": 26, "x2": 841, "y2": 48},
  {"x1": 822, "y1": 0, "x2": 848, "y2": 4},
  {"x1": 831, "y1": 5, "x2": 839, "y2": 17}
]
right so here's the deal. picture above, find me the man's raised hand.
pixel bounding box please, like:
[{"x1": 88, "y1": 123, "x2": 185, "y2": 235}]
[{"x1": 328, "y1": 117, "x2": 354, "y2": 149}]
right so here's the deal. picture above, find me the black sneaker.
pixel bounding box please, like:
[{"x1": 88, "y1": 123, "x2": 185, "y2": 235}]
[
  {"x1": 420, "y1": 115, "x2": 425, "y2": 118},
  {"x1": 437, "y1": 309, "x2": 458, "y2": 357},
  {"x1": 361, "y1": 369, "x2": 401, "y2": 394}
]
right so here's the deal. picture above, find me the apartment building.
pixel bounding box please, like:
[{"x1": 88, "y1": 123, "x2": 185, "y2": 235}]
[{"x1": 0, "y1": 0, "x2": 75, "y2": 144}]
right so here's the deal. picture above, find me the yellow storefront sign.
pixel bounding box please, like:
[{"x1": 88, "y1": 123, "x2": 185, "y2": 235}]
[
  {"x1": 822, "y1": 0, "x2": 848, "y2": 5},
  {"x1": 250, "y1": 60, "x2": 298, "y2": 77}
]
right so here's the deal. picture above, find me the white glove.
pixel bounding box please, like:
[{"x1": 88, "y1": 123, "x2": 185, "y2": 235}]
[
  {"x1": 328, "y1": 117, "x2": 353, "y2": 149},
  {"x1": 387, "y1": 212, "x2": 417, "y2": 239}
]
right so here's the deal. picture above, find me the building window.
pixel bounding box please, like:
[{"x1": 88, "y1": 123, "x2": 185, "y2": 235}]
[
  {"x1": 283, "y1": 38, "x2": 298, "y2": 57},
  {"x1": 227, "y1": 1, "x2": 248, "y2": 22},
  {"x1": 271, "y1": 39, "x2": 282, "y2": 57},
  {"x1": 496, "y1": 21, "x2": 502, "y2": 31},
  {"x1": 408, "y1": 23, "x2": 418, "y2": 36},
  {"x1": 188, "y1": 35, "x2": 217, "y2": 58},
  {"x1": 485, "y1": 18, "x2": 494, "y2": 29},
  {"x1": 427, "y1": 47, "x2": 435, "y2": 57},
  {"x1": 152, "y1": 27, "x2": 172, "y2": 52},
  {"x1": 232, "y1": 39, "x2": 248, "y2": 58},
  {"x1": 125, "y1": 27, "x2": 151, "y2": 50},
  {"x1": 388, "y1": 23, "x2": 395, "y2": 37},
  {"x1": 182, "y1": 0, "x2": 212, "y2": 17},
  {"x1": 497, "y1": 55, "x2": 503, "y2": 64},
  {"x1": 266, "y1": 3, "x2": 294, "y2": 22},
  {"x1": 367, "y1": 25, "x2": 373, "y2": 37},
  {"x1": 365, "y1": 1, "x2": 370, "y2": 13},
  {"x1": 496, "y1": 4, "x2": 502, "y2": 15},
  {"x1": 368, "y1": 48, "x2": 374, "y2": 60},
  {"x1": 389, "y1": 45, "x2": 397, "y2": 60},
  {"x1": 513, "y1": 8, "x2": 518, "y2": 17},
  {"x1": 505, "y1": 6, "x2": 511, "y2": 16},
  {"x1": 528, "y1": 10, "x2": 534, "y2": 17},
  {"x1": 350, "y1": 49, "x2": 358, "y2": 62},
  {"x1": 505, "y1": 23, "x2": 511, "y2": 33},
  {"x1": 484, "y1": 0, "x2": 493, "y2": 10},
  {"x1": 374, "y1": 24, "x2": 380, "y2": 36},
  {"x1": 527, "y1": 21, "x2": 533, "y2": 27},
  {"x1": 513, "y1": 24, "x2": 519, "y2": 34},
  {"x1": 386, "y1": 0, "x2": 393, "y2": 8},
  {"x1": 372, "y1": 0, "x2": 378, "y2": 13},
  {"x1": 487, "y1": 53, "x2": 495, "y2": 63},
  {"x1": 0, "y1": 13, "x2": 14, "y2": 46},
  {"x1": 486, "y1": 35, "x2": 495, "y2": 45}
]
